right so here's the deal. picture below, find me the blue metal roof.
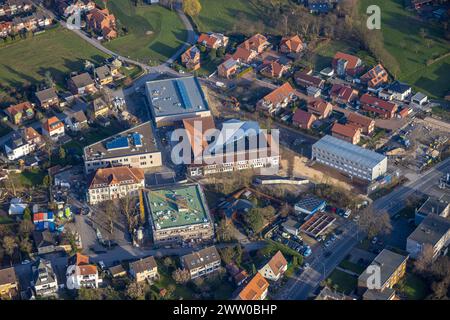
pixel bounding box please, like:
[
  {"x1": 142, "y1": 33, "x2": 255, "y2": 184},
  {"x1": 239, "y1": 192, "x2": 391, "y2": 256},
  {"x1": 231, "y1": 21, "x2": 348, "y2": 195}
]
[{"x1": 106, "y1": 136, "x2": 129, "y2": 150}]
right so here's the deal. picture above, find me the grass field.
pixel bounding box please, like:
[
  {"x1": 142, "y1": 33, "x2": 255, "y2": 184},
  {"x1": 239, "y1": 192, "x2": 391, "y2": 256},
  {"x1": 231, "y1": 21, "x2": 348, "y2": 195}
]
[
  {"x1": 327, "y1": 269, "x2": 358, "y2": 294},
  {"x1": 359, "y1": 0, "x2": 450, "y2": 98},
  {"x1": 0, "y1": 26, "x2": 109, "y2": 90},
  {"x1": 103, "y1": 2, "x2": 187, "y2": 64},
  {"x1": 396, "y1": 273, "x2": 429, "y2": 300},
  {"x1": 192, "y1": 0, "x2": 260, "y2": 33}
]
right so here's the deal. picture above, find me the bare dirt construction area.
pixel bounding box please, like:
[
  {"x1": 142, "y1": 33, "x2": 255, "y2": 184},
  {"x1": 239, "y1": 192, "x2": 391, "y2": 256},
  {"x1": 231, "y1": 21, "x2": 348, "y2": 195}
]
[{"x1": 279, "y1": 146, "x2": 355, "y2": 192}]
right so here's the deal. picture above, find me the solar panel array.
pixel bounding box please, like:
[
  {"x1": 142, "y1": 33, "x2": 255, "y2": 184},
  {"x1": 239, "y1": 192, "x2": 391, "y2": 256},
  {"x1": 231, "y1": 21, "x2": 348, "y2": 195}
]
[
  {"x1": 175, "y1": 79, "x2": 192, "y2": 109},
  {"x1": 106, "y1": 136, "x2": 129, "y2": 150}
]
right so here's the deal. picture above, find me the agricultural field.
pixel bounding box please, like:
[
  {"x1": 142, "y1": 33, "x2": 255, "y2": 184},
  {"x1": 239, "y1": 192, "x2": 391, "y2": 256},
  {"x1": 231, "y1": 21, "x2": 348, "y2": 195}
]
[
  {"x1": 0, "y1": 26, "x2": 109, "y2": 91},
  {"x1": 103, "y1": 1, "x2": 187, "y2": 64},
  {"x1": 359, "y1": 0, "x2": 450, "y2": 98}
]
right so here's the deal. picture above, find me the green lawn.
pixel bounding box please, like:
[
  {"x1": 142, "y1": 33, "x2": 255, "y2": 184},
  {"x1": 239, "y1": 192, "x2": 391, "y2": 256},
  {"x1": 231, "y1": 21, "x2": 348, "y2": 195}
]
[
  {"x1": 0, "y1": 26, "x2": 109, "y2": 90},
  {"x1": 396, "y1": 273, "x2": 429, "y2": 300},
  {"x1": 13, "y1": 168, "x2": 46, "y2": 187},
  {"x1": 103, "y1": 2, "x2": 187, "y2": 64},
  {"x1": 359, "y1": 0, "x2": 450, "y2": 98},
  {"x1": 338, "y1": 260, "x2": 366, "y2": 275},
  {"x1": 192, "y1": 0, "x2": 260, "y2": 33},
  {"x1": 326, "y1": 269, "x2": 358, "y2": 295}
]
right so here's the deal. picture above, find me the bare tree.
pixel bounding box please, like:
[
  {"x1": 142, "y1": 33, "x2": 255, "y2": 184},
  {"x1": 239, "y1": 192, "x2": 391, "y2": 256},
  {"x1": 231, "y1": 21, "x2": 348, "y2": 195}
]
[
  {"x1": 126, "y1": 282, "x2": 146, "y2": 300},
  {"x1": 414, "y1": 243, "x2": 434, "y2": 274},
  {"x1": 2, "y1": 236, "x2": 17, "y2": 265},
  {"x1": 357, "y1": 206, "x2": 392, "y2": 239},
  {"x1": 119, "y1": 195, "x2": 138, "y2": 234},
  {"x1": 172, "y1": 268, "x2": 190, "y2": 284}
]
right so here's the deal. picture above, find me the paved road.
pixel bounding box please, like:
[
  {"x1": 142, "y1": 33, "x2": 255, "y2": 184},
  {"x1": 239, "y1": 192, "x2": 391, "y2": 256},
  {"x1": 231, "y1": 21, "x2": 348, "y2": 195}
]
[{"x1": 277, "y1": 157, "x2": 450, "y2": 300}]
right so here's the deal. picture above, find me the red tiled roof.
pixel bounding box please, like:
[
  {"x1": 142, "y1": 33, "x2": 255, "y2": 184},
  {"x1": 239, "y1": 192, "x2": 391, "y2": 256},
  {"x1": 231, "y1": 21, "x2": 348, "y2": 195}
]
[
  {"x1": 232, "y1": 47, "x2": 254, "y2": 62},
  {"x1": 330, "y1": 84, "x2": 357, "y2": 102},
  {"x1": 267, "y1": 251, "x2": 288, "y2": 276},
  {"x1": 5, "y1": 102, "x2": 33, "y2": 116},
  {"x1": 262, "y1": 82, "x2": 295, "y2": 106},
  {"x1": 198, "y1": 33, "x2": 219, "y2": 48},
  {"x1": 333, "y1": 52, "x2": 361, "y2": 70},
  {"x1": 307, "y1": 99, "x2": 333, "y2": 116},
  {"x1": 360, "y1": 94, "x2": 397, "y2": 113},
  {"x1": 89, "y1": 167, "x2": 144, "y2": 189},
  {"x1": 183, "y1": 116, "x2": 216, "y2": 158},
  {"x1": 280, "y1": 35, "x2": 303, "y2": 52},
  {"x1": 238, "y1": 273, "x2": 269, "y2": 300},
  {"x1": 347, "y1": 112, "x2": 374, "y2": 128},
  {"x1": 44, "y1": 116, "x2": 64, "y2": 133},
  {"x1": 332, "y1": 123, "x2": 359, "y2": 139},
  {"x1": 293, "y1": 109, "x2": 316, "y2": 128}
]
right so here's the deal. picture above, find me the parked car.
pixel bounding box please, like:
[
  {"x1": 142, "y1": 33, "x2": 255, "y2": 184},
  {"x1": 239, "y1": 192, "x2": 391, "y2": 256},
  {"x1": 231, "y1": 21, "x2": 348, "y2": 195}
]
[{"x1": 371, "y1": 237, "x2": 378, "y2": 245}]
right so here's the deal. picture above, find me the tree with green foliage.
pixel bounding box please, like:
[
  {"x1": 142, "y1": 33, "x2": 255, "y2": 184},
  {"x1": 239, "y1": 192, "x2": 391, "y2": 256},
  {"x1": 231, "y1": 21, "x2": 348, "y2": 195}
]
[
  {"x1": 183, "y1": 0, "x2": 202, "y2": 17},
  {"x1": 58, "y1": 147, "x2": 66, "y2": 161},
  {"x1": 22, "y1": 207, "x2": 32, "y2": 220},
  {"x1": 43, "y1": 175, "x2": 51, "y2": 188},
  {"x1": 19, "y1": 219, "x2": 34, "y2": 237}
]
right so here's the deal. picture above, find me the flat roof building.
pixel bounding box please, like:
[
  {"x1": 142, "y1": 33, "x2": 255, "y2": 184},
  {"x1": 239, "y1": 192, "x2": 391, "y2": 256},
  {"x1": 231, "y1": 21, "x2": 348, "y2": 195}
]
[
  {"x1": 407, "y1": 214, "x2": 450, "y2": 260},
  {"x1": 83, "y1": 122, "x2": 162, "y2": 174},
  {"x1": 145, "y1": 76, "x2": 211, "y2": 127},
  {"x1": 312, "y1": 135, "x2": 387, "y2": 181},
  {"x1": 143, "y1": 183, "x2": 214, "y2": 245}
]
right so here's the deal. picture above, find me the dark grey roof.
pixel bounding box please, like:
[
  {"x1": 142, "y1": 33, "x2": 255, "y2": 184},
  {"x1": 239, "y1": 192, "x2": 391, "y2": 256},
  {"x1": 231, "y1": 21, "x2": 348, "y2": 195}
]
[
  {"x1": 35, "y1": 87, "x2": 58, "y2": 103},
  {"x1": 145, "y1": 76, "x2": 209, "y2": 118},
  {"x1": 71, "y1": 110, "x2": 88, "y2": 123},
  {"x1": 363, "y1": 288, "x2": 396, "y2": 300},
  {"x1": 408, "y1": 214, "x2": 450, "y2": 247},
  {"x1": 130, "y1": 256, "x2": 157, "y2": 274},
  {"x1": 6, "y1": 132, "x2": 26, "y2": 149},
  {"x1": 108, "y1": 264, "x2": 126, "y2": 276},
  {"x1": 70, "y1": 73, "x2": 94, "y2": 88},
  {"x1": 417, "y1": 196, "x2": 449, "y2": 218},
  {"x1": 295, "y1": 196, "x2": 326, "y2": 212},
  {"x1": 359, "y1": 249, "x2": 408, "y2": 288},
  {"x1": 388, "y1": 81, "x2": 411, "y2": 94},
  {"x1": 32, "y1": 258, "x2": 57, "y2": 287},
  {"x1": 95, "y1": 65, "x2": 112, "y2": 80},
  {"x1": 33, "y1": 230, "x2": 56, "y2": 248},
  {"x1": 181, "y1": 246, "x2": 220, "y2": 271},
  {"x1": 91, "y1": 97, "x2": 108, "y2": 112},
  {"x1": 313, "y1": 135, "x2": 387, "y2": 169}
]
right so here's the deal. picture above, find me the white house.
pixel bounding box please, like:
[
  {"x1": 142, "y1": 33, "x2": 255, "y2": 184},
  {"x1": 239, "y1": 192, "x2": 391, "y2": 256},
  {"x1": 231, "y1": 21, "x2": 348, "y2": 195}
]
[
  {"x1": 388, "y1": 81, "x2": 412, "y2": 101},
  {"x1": 31, "y1": 258, "x2": 58, "y2": 297},
  {"x1": 66, "y1": 253, "x2": 100, "y2": 290},
  {"x1": 4, "y1": 133, "x2": 35, "y2": 161},
  {"x1": 258, "y1": 251, "x2": 288, "y2": 281},
  {"x1": 42, "y1": 116, "x2": 65, "y2": 140}
]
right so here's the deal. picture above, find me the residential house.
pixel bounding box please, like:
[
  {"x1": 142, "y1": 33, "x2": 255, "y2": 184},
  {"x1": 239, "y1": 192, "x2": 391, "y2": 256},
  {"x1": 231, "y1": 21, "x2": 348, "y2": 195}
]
[
  {"x1": 232, "y1": 46, "x2": 257, "y2": 64},
  {"x1": 258, "y1": 251, "x2": 288, "y2": 281},
  {"x1": 332, "y1": 52, "x2": 363, "y2": 77},
  {"x1": 329, "y1": 84, "x2": 358, "y2": 105},
  {"x1": 66, "y1": 253, "x2": 100, "y2": 290},
  {"x1": 94, "y1": 65, "x2": 114, "y2": 85},
  {"x1": 11, "y1": 11, "x2": 52, "y2": 33},
  {"x1": 294, "y1": 71, "x2": 325, "y2": 89},
  {"x1": 307, "y1": 99, "x2": 333, "y2": 119},
  {"x1": 42, "y1": 116, "x2": 65, "y2": 140},
  {"x1": 308, "y1": 1, "x2": 331, "y2": 14},
  {"x1": 387, "y1": 81, "x2": 412, "y2": 101},
  {"x1": 4, "y1": 132, "x2": 35, "y2": 161},
  {"x1": 0, "y1": 0, "x2": 33, "y2": 17},
  {"x1": 360, "y1": 93, "x2": 398, "y2": 119},
  {"x1": 65, "y1": 110, "x2": 88, "y2": 131},
  {"x1": 68, "y1": 73, "x2": 97, "y2": 95},
  {"x1": 407, "y1": 214, "x2": 450, "y2": 260},
  {"x1": 31, "y1": 258, "x2": 58, "y2": 297},
  {"x1": 86, "y1": 7, "x2": 117, "y2": 39},
  {"x1": 415, "y1": 196, "x2": 449, "y2": 225},
  {"x1": 358, "y1": 249, "x2": 408, "y2": 300},
  {"x1": 279, "y1": 35, "x2": 304, "y2": 54},
  {"x1": 181, "y1": 46, "x2": 201, "y2": 71},
  {"x1": 237, "y1": 273, "x2": 269, "y2": 300},
  {"x1": 87, "y1": 167, "x2": 145, "y2": 205},
  {"x1": 88, "y1": 97, "x2": 110, "y2": 119},
  {"x1": 129, "y1": 256, "x2": 159, "y2": 283},
  {"x1": 260, "y1": 60, "x2": 289, "y2": 79},
  {"x1": 108, "y1": 265, "x2": 127, "y2": 278},
  {"x1": 347, "y1": 112, "x2": 375, "y2": 135},
  {"x1": 24, "y1": 126, "x2": 44, "y2": 148},
  {"x1": 0, "y1": 21, "x2": 12, "y2": 36},
  {"x1": 0, "y1": 267, "x2": 18, "y2": 299},
  {"x1": 197, "y1": 32, "x2": 229, "y2": 49},
  {"x1": 55, "y1": 0, "x2": 95, "y2": 17},
  {"x1": 411, "y1": 92, "x2": 428, "y2": 106},
  {"x1": 33, "y1": 230, "x2": 57, "y2": 255},
  {"x1": 292, "y1": 109, "x2": 316, "y2": 130},
  {"x1": 257, "y1": 82, "x2": 296, "y2": 114},
  {"x1": 331, "y1": 123, "x2": 361, "y2": 145},
  {"x1": 5, "y1": 101, "x2": 35, "y2": 125},
  {"x1": 240, "y1": 33, "x2": 270, "y2": 54},
  {"x1": 218, "y1": 58, "x2": 239, "y2": 78},
  {"x1": 181, "y1": 246, "x2": 221, "y2": 279},
  {"x1": 35, "y1": 87, "x2": 59, "y2": 109},
  {"x1": 360, "y1": 64, "x2": 389, "y2": 89}
]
